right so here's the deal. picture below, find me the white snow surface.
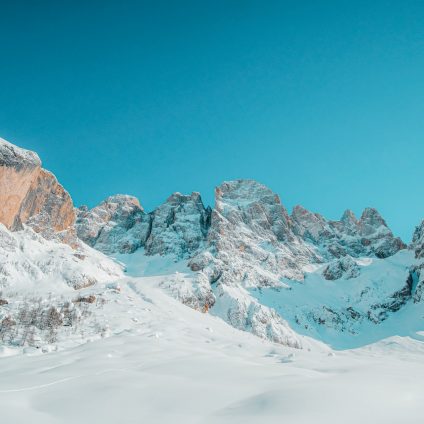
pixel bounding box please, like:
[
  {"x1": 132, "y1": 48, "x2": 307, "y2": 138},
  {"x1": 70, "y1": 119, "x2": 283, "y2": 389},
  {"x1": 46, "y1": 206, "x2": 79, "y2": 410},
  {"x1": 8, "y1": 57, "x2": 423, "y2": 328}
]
[
  {"x1": 1, "y1": 271, "x2": 424, "y2": 423},
  {"x1": 0, "y1": 223, "x2": 123, "y2": 289}
]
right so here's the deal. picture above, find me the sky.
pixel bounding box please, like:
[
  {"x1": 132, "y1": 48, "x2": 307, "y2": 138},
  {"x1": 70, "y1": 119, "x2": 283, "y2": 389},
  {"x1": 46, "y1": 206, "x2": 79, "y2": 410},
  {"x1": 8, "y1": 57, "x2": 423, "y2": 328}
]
[{"x1": 0, "y1": 0, "x2": 423, "y2": 241}]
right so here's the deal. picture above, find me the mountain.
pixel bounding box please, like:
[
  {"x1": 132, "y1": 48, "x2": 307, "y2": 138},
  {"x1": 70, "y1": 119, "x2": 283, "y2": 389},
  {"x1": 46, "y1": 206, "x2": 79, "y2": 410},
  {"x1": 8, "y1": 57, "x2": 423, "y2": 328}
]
[
  {"x1": 1, "y1": 137, "x2": 423, "y2": 351},
  {"x1": 75, "y1": 177, "x2": 412, "y2": 347},
  {"x1": 0, "y1": 138, "x2": 76, "y2": 246},
  {"x1": 0, "y1": 137, "x2": 121, "y2": 283}
]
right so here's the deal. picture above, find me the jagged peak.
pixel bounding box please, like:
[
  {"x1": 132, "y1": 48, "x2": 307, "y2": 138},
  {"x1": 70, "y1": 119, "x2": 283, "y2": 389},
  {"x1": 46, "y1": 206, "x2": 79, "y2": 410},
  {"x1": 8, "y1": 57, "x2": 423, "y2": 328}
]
[
  {"x1": 412, "y1": 219, "x2": 424, "y2": 243},
  {"x1": 102, "y1": 194, "x2": 143, "y2": 210},
  {"x1": 166, "y1": 191, "x2": 204, "y2": 205},
  {"x1": 291, "y1": 205, "x2": 327, "y2": 223},
  {"x1": 359, "y1": 207, "x2": 387, "y2": 227},
  {"x1": 215, "y1": 180, "x2": 283, "y2": 212},
  {"x1": 0, "y1": 137, "x2": 41, "y2": 169},
  {"x1": 411, "y1": 219, "x2": 424, "y2": 258},
  {"x1": 341, "y1": 209, "x2": 358, "y2": 224}
]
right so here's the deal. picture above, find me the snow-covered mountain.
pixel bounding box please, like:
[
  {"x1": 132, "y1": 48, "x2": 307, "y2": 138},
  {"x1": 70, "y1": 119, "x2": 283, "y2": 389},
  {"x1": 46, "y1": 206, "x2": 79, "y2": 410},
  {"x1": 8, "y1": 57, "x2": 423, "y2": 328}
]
[
  {"x1": 76, "y1": 178, "x2": 415, "y2": 347},
  {"x1": 1, "y1": 137, "x2": 424, "y2": 352}
]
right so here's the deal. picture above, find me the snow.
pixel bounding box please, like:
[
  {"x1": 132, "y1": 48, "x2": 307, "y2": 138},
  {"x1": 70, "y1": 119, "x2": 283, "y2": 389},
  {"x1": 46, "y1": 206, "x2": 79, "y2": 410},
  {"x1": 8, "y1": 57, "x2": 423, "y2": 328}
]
[
  {"x1": 252, "y1": 249, "x2": 422, "y2": 349},
  {"x1": 1, "y1": 274, "x2": 424, "y2": 423},
  {"x1": 0, "y1": 224, "x2": 123, "y2": 289},
  {"x1": 0, "y1": 137, "x2": 41, "y2": 167},
  {"x1": 1, "y1": 231, "x2": 424, "y2": 422}
]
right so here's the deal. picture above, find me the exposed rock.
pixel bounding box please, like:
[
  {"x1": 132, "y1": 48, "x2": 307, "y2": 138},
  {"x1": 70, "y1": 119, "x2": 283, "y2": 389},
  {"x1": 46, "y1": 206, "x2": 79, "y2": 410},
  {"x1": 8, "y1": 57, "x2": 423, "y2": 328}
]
[
  {"x1": 76, "y1": 194, "x2": 151, "y2": 254},
  {"x1": 74, "y1": 295, "x2": 97, "y2": 304},
  {"x1": 0, "y1": 139, "x2": 41, "y2": 229},
  {"x1": 292, "y1": 206, "x2": 405, "y2": 259},
  {"x1": 291, "y1": 205, "x2": 334, "y2": 245},
  {"x1": 190, "y1": 180, "x2": 318, "y2": 288},
  {"x1": 370, "y1": 272, "x2": 414, "y2": 319},
  {"x1": 159, "y1": 271, "x2": 215, "y2": 312},
  {"x1": 0, "y1": 138, "x2": 76, "y2": 246},
  {"x1": 322, "y1": 256, "x2": 360, "y2": 280},
  {"x1": 187, "y1": 180, "x2": 319, "y2": 348},
  {"x1": 411, "y1": 220, "x2": 424, "y2": 259},
  {"x1": 145, "y1": 192, "x2": 210, "y2": 258}
]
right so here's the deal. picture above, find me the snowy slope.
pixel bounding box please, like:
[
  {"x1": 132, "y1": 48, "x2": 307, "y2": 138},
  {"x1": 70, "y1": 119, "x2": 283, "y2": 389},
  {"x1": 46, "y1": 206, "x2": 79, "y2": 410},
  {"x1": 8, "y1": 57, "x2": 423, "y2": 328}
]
[
  {"x1": 252, "y1": 250, "x2": 424, "y2": 348},
  {"x1": 0, "y1": 223, "x2": 122, "y2": 289},
  {"x1": 1, "y1": 275, "x2": 424, "y2": 424}
]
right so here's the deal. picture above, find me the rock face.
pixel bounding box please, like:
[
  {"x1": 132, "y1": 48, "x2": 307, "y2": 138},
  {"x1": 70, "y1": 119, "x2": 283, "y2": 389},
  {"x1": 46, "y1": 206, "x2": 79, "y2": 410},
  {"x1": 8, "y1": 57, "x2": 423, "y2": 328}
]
[
  {"x1": 76, "y1": 194, "x2": 151, "y2": 254},
  {"x1": 76, "y1": 191, "x2": 210, "y2": 257},
  {"x1": 0, "y1": 137, "x2": 124, "y2": 291},
  {"x1": 190, "y1": 180, "x2": 317, "y2": 286},
  {"x1": 411, "y1": 220, "x2": 424, "y2": 259},
  {"x1": 145, "y1": 192, "x2": 210, "y2": 258},
  {"x1": 408, "y1": 221, "x2": 424, "y2": 303},
  {"x1": 322, "y1": 256, "x2": 360, "y2": 280},
  {"x1": 0, "y1": 138, "x2": 76, "y2": 245},
  {"x1": 187, "y1": 180, "x2": 318, "y2": 347},
  {"x1": 291, "y1": 206, "x2": 406, "y2": 259}
]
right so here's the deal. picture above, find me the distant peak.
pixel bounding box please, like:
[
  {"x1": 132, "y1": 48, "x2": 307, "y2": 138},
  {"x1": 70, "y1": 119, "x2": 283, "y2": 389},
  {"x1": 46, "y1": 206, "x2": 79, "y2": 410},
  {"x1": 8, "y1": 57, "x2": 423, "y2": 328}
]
[
  {"x1": 93, "y1": 194, "x2": 144, "y2": 213},
  {"x1": 341, "y1": 209, "x2": 357, "y2": 224},
  {"x1": 359, "y1": 207, "x2": 386, "y2": 226},
  {"x1": 215, "y1": 179, "x2": 280, "y2": 204},
  {"x1": 166, "y1": 191, "x2": 204, "y2": 204}
]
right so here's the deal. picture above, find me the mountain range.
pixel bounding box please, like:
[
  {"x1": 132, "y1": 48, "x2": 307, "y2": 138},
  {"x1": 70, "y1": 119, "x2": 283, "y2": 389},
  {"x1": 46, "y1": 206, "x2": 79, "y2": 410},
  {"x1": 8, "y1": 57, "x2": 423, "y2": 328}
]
[{"x1": 1, "y1": 136, "x2": 424, "y2": 350}]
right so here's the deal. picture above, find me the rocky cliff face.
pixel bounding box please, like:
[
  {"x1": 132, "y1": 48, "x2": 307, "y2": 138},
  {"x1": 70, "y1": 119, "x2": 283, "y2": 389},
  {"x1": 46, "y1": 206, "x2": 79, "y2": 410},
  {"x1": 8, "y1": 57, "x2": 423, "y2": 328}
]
[
  {"x1": 76, "y1": 191, "x2": 210, "y2": 258},
  {"x1": 0, "y1": 138, "x2": 76, "y2": 245},
  {"x1": 190, "y1": 180, "x2": 317, "y2": 286},
  {"x1": 145, "y1": 192, "x2": 210, "y2": 258},
  {"x1": 291, "y1": 205, "x2": 406, "y2": 260},
  {"x1": 411, "y1": 220, "x2": 424, "y2": 259},
  {"x1": 184, "y1": 180, "x2": 316, "y2": 346},
  {"x1": 76, "y1": 194, "x2": 151, "y2": 254}
]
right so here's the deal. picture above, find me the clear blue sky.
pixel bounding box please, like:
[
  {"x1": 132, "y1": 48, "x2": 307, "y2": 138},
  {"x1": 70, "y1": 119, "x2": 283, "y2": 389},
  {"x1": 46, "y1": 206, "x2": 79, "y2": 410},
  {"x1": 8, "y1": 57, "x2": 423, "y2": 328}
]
[{"x1": 0, "y1": 1, "x2": 423, "y2": 241}]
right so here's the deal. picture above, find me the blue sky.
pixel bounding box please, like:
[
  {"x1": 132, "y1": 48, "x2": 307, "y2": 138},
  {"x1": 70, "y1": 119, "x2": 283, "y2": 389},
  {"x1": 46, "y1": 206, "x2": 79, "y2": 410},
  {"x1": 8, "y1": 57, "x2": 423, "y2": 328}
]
[{"x1": 0, "y1": 1, "x2": 423, "y2": 240}]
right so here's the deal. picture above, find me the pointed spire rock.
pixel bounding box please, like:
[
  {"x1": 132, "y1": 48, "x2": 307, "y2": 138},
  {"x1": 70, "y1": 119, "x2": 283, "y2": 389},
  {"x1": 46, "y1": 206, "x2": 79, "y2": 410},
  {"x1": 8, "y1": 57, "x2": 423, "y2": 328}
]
[{"x1": 341, "y1": 209, "x2": 358, "y2": 225}]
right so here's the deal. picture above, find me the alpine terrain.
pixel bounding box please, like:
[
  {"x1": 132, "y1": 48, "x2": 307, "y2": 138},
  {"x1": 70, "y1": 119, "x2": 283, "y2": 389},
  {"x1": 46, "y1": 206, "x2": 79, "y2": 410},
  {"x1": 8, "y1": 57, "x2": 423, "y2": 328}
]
[{"x1": 1, "y1": 137, "x2": 424, "y2": 423}]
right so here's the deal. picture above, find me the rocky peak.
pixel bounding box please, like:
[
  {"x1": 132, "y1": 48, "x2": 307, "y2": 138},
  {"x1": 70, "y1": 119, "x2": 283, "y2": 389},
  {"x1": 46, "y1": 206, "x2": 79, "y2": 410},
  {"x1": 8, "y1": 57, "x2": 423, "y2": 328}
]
[
  {"x1": 411, "y1": 220, "x2": 424, "y2": 259},
  {"x1": 291, "y1": 203, "x2": 404, "y2": 259},
  {"x1": 291, "y1": 205, "x2": 333, "y2": 244},
  {"x1": 215, "y1": 180, "x2": 292, "y2": 242},
  {"x1": 0, "y1": 138, "x2": 41, "y2": 170},
  {"x1": 358, "y1": 207, "x2": 388, "y2": 236},
  {"x1": 341, "y1": 209, "x2": 357, "y2": 224},
  {"x1": 191, "y1": 180, "x2": 315, "y2": 285},
  {"x1": 145, "y1": 191, "x2": 210, "y2": 257},
  {"x1": 0, "y1": 137, "x2": 76, "y2": 246},
  {"x1": 76, "y1": 194, "x2": 150, "y2": 254},
  {"x1": 340, "y1": 209, "x2": 358, "y2": 229}
]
